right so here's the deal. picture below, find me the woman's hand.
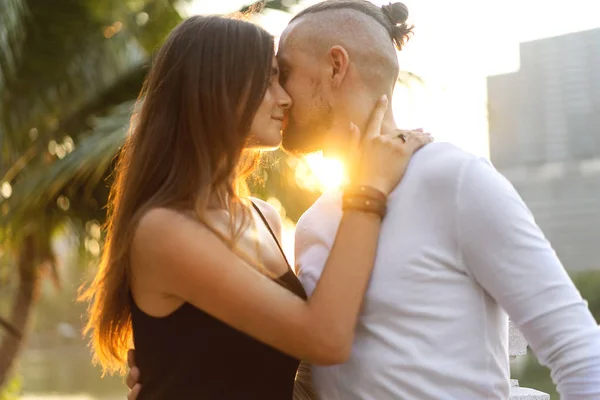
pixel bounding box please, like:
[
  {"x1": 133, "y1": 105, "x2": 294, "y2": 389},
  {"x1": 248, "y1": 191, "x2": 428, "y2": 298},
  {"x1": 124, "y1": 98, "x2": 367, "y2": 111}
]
[{"x1": 350, "y1": 95, "x2": 432, "y2": 195}]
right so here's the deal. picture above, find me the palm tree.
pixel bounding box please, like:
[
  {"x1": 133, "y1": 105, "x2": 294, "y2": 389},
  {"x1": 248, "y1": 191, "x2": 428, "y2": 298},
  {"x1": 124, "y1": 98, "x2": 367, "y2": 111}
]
[
  {"x1": 0, "y1": 0, "x2": 302, "y2": 389},
  {"x1": 0, "y1": 0, "x2": 170, "y2": 387}
]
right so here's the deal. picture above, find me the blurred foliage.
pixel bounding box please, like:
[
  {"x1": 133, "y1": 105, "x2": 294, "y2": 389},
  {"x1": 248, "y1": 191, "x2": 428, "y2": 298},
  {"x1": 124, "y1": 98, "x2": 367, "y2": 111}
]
[
  {"x1": 514, "y1": 269, "x2": 600, "y2": 400},
  {"x1": 571, "y1": 270, "x2": 600, "y2": 322}
]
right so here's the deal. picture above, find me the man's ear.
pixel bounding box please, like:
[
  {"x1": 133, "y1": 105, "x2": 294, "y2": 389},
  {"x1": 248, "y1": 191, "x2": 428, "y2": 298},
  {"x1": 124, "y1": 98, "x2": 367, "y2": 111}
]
[{"x1": 328, "y1": 45, "x2": 350, "y2": 88}]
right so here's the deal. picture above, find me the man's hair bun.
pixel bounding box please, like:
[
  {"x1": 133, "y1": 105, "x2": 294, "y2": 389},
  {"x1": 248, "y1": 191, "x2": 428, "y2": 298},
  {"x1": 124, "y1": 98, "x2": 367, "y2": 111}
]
[
  {"x1": 381, "y1": 2, "x2": 409, "y2": 25},
  {"x1": 381, "y1": 2, "x2": 412, "y2": 50}
]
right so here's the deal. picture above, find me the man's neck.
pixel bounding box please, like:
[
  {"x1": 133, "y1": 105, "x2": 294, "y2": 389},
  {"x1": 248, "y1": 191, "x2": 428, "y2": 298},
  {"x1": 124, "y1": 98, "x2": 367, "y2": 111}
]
[
  {"x1": 322, "y1": 109, "x2": 398, "y2": 159},
  {"x1": 323, "y1": 109, "x2": 398, "y2": 180}
]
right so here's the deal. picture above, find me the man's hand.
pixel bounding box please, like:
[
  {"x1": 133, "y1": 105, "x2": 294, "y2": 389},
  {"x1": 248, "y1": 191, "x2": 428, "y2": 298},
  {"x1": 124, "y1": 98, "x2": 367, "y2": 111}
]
[
  {"x1": 293, "y1": 361, "x2": 316, "y2": 400},
  {"x1": 126, "y1": 349, "x2": 141, "y2": 400}
]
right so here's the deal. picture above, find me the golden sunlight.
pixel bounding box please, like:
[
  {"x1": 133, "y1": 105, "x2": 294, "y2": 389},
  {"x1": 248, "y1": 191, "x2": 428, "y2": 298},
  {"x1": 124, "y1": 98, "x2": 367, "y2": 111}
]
[
  {"x1": 294, "y1": 153, "x2": 348, "y2": 193},
  {"x1": 280, "y1": 153, "x2": 348, "y2": 265}
]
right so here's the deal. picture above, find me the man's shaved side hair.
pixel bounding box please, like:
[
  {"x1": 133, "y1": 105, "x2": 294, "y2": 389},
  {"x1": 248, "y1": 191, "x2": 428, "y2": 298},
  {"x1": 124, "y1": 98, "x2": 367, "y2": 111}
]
[
  {"x1": 291, "y1": 1, "x2": 412, "y2": 51},
  {"x1": 286, "y1": 1, "x2": 413, "y2": 94}
]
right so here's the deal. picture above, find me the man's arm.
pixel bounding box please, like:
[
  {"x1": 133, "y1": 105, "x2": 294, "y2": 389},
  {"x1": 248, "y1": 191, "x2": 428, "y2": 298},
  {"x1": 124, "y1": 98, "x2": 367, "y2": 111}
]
[
  {"x1": 292, "y1": 195, "x2": 341, "y2": 400},
  {"x1": 294, "y1": 192, "x2": 341, "y2": 298},
  {"x1": 457, "y1": 157, "x2": 600, "y2": 399}
]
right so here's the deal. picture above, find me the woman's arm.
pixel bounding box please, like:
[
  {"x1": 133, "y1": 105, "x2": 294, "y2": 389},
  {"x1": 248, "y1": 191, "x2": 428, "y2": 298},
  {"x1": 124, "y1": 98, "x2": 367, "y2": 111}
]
[
  {"x1": 132, "y1": 203, "x2": 380, "y2": 365},
  {"x1": 131, "y1": 97, "x2": 430, "y2": 365}
]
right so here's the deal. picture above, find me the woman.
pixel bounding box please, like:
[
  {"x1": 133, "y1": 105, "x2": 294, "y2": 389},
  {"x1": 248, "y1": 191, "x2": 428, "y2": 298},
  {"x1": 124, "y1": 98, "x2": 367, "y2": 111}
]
[{"x1": 81, "y1": 14, "x2": 429, "y2": 399}]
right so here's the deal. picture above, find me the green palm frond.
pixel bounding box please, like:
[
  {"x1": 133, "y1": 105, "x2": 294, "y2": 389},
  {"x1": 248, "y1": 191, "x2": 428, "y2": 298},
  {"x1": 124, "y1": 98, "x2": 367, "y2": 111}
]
[
  {"x1": 1, "y1": 1, "x2": 148, "y2": 155},
  {"x1": 239, "y1": 0, "x2": 301, "y2": 13},
  {"x1": 0, "y1": 0, "x2": 27, "y2": 167},
  {"x1": 3, "y1": 101, "x2": 135, "y2": 233},
  {"x1": 0, "y1": 0, "x2": 27, "y2": 89},
  {"x1": 0, "y1": 0, "x2": 184, "y2": 193}
]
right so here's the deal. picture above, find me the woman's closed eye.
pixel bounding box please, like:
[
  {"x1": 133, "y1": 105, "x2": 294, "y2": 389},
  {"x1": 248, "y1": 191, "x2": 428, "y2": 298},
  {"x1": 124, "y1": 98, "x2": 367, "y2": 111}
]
[{"x1": 269, "y1": 66, "x2": 280, "y2": 87}]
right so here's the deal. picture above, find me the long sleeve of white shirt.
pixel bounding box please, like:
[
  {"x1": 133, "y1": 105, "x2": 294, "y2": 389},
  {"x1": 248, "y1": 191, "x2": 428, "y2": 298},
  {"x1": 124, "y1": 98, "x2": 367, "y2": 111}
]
[{"x1": 457, "y1": 157, "x2": 600, "y2": 399}]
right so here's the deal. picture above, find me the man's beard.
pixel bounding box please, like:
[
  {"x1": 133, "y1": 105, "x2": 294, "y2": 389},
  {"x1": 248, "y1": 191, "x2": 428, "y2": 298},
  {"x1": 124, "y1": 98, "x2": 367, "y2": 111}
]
[{"x1": 281, "y1": 103, "x2": 333, "y2": 155}]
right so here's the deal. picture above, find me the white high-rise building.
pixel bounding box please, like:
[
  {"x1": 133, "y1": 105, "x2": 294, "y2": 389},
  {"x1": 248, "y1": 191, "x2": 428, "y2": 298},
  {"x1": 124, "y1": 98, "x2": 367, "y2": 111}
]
[{"x1": 487, "y1": 28, "x2": 600, "y2": 272}]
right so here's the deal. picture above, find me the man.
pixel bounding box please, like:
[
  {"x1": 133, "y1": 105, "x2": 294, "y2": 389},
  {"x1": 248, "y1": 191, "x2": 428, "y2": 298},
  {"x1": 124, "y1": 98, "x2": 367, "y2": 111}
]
[{"x1": 128, "y1": 1, "x2": 600, "y2": 398}]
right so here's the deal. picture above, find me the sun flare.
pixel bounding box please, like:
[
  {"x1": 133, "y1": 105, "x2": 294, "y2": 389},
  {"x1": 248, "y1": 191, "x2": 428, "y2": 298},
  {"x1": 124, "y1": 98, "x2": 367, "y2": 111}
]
[
  {"x1": 276, "y1": 152, "x2": 348, "y2": 265},
  {"x1": 294, "y1": 153, "x2": 348, "y2": 193}
]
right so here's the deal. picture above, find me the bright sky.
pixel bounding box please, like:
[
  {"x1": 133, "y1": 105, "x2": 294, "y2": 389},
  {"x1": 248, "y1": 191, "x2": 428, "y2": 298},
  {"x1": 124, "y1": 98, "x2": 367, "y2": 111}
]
[{"x1": 182, "y1": 0, "x2": 600, "y2": 158}]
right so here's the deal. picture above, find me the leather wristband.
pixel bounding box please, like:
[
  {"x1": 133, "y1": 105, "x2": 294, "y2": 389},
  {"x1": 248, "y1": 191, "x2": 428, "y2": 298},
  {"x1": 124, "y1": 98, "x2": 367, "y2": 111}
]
[
  {"x1": 344, "y1": 185, "x2": 387, "y2": 203},
  {"x1": 342, "y1": 196, "x2": 387, "y2": 218},
  {"x1": 342, "y1": 185, "x2": 387, "y2": 218}
]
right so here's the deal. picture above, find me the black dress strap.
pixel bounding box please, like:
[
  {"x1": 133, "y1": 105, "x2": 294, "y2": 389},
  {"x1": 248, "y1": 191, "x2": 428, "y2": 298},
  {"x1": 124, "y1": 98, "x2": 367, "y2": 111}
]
[{"x1": 251, "y1": 201, "x2": 291, "y2": 269}]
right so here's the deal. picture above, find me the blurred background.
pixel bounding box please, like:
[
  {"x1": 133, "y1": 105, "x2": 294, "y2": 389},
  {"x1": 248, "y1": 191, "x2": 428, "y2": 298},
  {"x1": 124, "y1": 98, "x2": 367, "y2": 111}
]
[{"x1": 0, "y1": 0, "x2": 598, "y2": 399}]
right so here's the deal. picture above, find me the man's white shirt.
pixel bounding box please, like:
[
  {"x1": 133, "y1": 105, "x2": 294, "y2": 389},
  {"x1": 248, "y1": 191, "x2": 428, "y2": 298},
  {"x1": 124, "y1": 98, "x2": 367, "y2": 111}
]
[{"x1": 295, "y1": 142, "x2": 600, "y2": 400}]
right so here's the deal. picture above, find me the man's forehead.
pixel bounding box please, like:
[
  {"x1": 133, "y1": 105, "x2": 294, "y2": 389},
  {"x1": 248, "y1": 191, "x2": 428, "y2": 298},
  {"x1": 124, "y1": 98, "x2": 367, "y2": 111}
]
[
  {"x1": 276, "y1": 22, "x2": 297, "y2": 55},
  {"x1": 277, "y1": 45, "x2": 313, "y2": 71},
  {"x1": 276, "y1": 30, "x2": 298, "y2": 64},
  {"x1": 279, "y1": 19, "x2": 301, "y2": 45},
  {"x1": 276, "y1": 19, "x2": 315, "y2": 63}
]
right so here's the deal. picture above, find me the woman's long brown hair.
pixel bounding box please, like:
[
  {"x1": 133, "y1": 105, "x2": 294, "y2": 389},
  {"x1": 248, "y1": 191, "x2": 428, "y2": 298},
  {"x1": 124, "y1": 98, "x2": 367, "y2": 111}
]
[{"x1": 79, "y1": 15, "x2": 275, "y2": 374}]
